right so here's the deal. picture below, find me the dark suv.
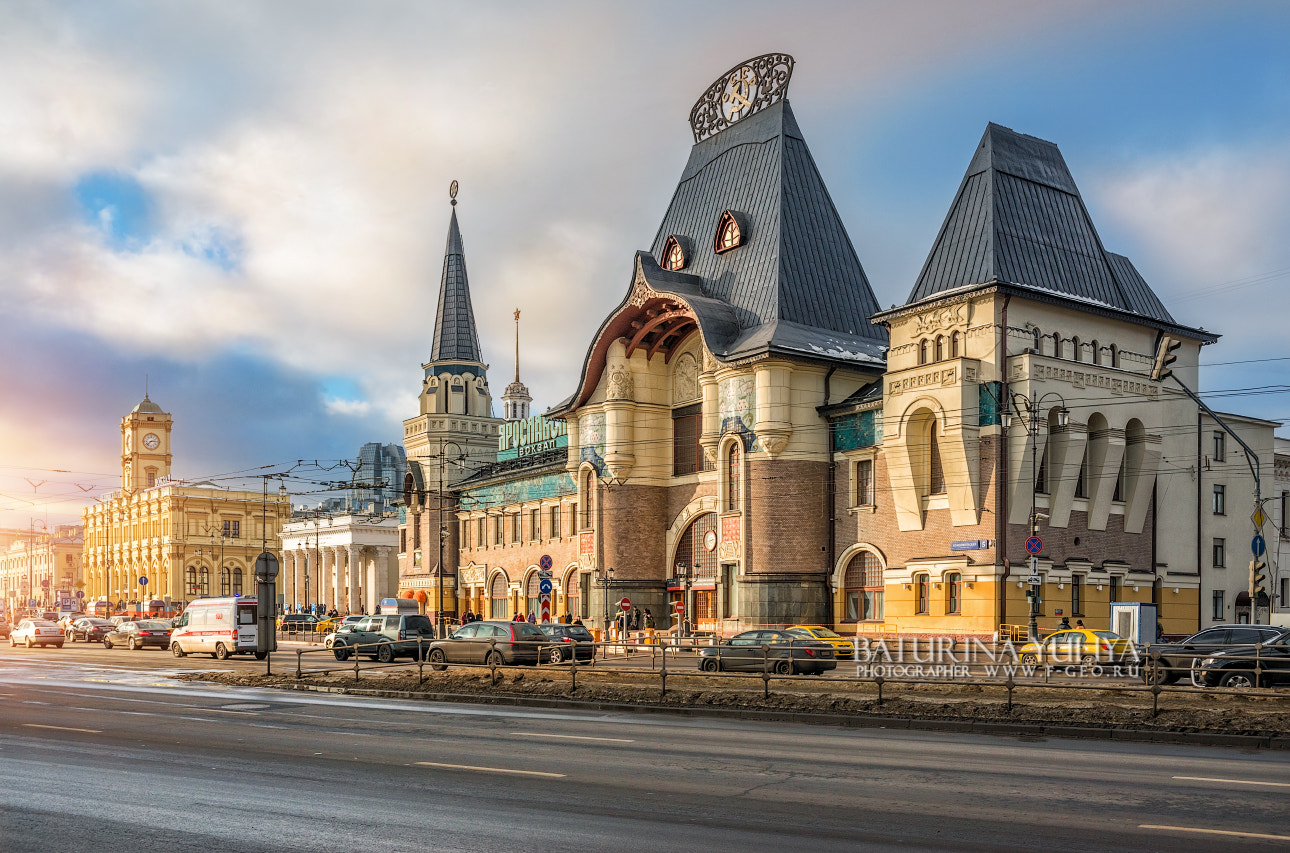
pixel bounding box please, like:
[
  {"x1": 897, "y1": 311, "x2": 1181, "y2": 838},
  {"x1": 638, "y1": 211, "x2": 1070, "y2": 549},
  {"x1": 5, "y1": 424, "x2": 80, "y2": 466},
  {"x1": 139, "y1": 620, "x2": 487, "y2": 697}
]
[
  {"x1": 537, "y1": 623, "x2": 596, "y2": 663},
  {"x1": 331, "y1": 613, "x2": 436, "y2": 663},
  {"x1": 425, "y1": 620, "x2": 546, "y2": 669},
  {"x1": 1142, "y1": 624, "x2": 1285, "y2": 685},
  {"x1": 1194, "y1": 629, "x2": 1290, "y2": 688}
]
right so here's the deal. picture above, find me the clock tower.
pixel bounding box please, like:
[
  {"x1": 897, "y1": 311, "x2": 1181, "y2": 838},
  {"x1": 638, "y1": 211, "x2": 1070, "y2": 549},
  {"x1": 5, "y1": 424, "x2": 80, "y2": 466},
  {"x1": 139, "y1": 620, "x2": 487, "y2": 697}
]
[{"x1": 121, "y1": 394, "x2": 173, "y2": 493}]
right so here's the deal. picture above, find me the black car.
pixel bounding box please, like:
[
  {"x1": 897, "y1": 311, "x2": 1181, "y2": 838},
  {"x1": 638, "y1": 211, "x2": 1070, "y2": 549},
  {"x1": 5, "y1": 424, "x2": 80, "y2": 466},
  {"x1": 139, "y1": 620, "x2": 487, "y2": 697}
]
[
  {"x1": 697, "y1": 630, "x2": 837, "y2": 675},
  {"x1": 67, "y1": 617, "x2": 115, "y2": 643},
  {"x1": 1142, "y1": 624, "x2": 1284, "y2": 685},
  {"x1": 103, "y1": 620, "x2": 173, "y2": 650},
  {"x1": 1194, "y1": 629, "x2": 1290, "y2": 688},
  {"x1": 330, "y1": 613, "x2": 437, "y2": 663},
  {"x1": 425, "y1": 620, "x2": 547, "y2": 669},
  {"x1": 537, "y1": 623, "x2": 596, "y2": 664}
]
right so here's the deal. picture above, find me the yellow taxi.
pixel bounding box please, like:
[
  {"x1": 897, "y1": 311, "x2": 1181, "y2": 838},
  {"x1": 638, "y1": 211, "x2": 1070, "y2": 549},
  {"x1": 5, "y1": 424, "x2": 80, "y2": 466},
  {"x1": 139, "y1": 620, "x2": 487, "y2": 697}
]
[
  {"x1": 786, "y1": 625, "x2": 856, "y2": 658},
  {"x1": 1016, "y1": 628, "x2": 1135, "y2": 665}
]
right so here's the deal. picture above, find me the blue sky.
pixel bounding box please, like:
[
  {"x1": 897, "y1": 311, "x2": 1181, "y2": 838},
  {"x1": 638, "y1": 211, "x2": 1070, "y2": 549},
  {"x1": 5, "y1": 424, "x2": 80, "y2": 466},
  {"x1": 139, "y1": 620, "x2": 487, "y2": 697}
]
[{"x1": 2, "y1": 1, "x2": 1288, "y2": 526}]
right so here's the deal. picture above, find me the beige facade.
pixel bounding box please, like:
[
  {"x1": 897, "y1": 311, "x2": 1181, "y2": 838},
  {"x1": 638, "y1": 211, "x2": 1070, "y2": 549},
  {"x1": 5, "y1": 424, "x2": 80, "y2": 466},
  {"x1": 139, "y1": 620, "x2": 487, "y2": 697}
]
[
  {"x1": 81, "y1": 397, "x2": 292, "y2": 612},
  {"x1": 0, "y1": 525, "x2": 83, "y2": 615},
  {"x1": 279, "y1": 514, "x2": 398, "y2": 615}
]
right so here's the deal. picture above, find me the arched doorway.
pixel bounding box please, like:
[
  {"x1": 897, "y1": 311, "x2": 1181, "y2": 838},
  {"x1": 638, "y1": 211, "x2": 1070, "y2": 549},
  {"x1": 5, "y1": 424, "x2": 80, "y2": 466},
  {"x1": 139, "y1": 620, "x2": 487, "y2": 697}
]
[
  {"x1": 671, "y1": 513, "x2": 718, "y2": 631},
  {"x1": 490, "y1": 573, "x2": 509, "y2": 619}
]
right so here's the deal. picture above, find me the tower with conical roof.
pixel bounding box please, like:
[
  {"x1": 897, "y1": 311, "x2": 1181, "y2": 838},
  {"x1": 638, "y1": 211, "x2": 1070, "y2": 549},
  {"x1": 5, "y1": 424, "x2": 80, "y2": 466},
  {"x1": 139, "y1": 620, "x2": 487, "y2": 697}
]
[
  {"x1": 502, "y1": 308, "x2": 532, "y2": 422},
  {"x1": 402, "y1": 184, "x2": 502, "y2": 490}
]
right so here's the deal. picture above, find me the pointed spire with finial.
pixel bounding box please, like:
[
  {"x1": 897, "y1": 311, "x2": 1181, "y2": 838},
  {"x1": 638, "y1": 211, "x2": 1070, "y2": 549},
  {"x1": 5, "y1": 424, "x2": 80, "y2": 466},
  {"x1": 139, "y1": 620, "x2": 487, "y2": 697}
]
[
  {"x1": 502, "y1": 306, "x2": 532, "y2": 422},
  {"x1": 429, "y1": 180, "x2": 484, "y2": 363}
]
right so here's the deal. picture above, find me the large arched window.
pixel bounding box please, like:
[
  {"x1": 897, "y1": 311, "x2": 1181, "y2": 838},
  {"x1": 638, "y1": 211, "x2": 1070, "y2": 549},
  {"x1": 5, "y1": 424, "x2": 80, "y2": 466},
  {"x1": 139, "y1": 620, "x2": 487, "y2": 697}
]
[
  {"x1": 199, "y1": 567, "x2": 210, "y2": 597},
  {"x1": 675, "y1": 513, "x2": 719, "y2": 584},
  {"x1": 220, "y1": 567, "x2": 231, "y2": 597},
  {"x1": 726, "y1": 443, "x2": 741, "y2": 511},
  {"x1": 563, "y1": 568, "x2": 579, "y2": 620},
  {"x1": 915, "y1": 573, "x2": 930, "y2": 614},
  {"x1": 232, "y1": 567, "x2": 243, "y2": 596},
  {"x1": 490, "y1": 574, "x2": 509, "y2": 619},
  {"x1": 842, "y1": 550, "x2": 884, "y2": 622},
  {"x1": 582, "y1": 470, "x2": 596, "y2": 529},
  {"x1": 185, "y1": 566, "x2": 197, "y2": 598},
  {"x1": 928, "y1": 428, "x2": 946, "y2": 495},
  {"x1": 946, "y1": 572, "x2": 962, "y2": 614},
  {"x1": 525, "y1": 572, "x2": 540, "y2": 620}
]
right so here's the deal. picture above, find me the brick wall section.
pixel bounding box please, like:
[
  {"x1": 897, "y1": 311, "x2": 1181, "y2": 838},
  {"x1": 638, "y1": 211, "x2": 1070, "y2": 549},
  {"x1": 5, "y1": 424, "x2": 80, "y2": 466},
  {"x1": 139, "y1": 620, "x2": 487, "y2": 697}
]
[
  {"x1": 748, "y1": 459, "x2": 830, "y2": 575},
  {"x1": 602, "y1": 483, "x2": 668, "y2": 580}
]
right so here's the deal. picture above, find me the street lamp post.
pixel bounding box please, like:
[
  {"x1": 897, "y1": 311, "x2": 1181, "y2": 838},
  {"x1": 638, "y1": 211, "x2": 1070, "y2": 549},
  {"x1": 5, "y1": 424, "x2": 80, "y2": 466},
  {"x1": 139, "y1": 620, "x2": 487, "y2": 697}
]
[
  {"x1": 434, "y1": 439, "x2": 468, "y2": 639},
  {"x1": 1007, "y1": 390, "x2": 1068, "y2": 642}
]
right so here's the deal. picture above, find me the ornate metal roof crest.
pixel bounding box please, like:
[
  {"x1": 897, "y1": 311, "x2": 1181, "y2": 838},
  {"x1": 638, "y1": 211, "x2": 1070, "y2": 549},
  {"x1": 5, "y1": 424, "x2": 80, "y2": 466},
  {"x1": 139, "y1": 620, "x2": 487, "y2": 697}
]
[{"x1": 688, "y1": 53, "x2": 794, "y2": 143}]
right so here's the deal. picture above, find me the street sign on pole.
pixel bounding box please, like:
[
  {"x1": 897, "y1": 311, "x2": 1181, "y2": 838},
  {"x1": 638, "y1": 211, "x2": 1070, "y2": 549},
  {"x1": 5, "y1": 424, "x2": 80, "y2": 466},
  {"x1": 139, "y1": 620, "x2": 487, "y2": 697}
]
[
  {"x1": 1025, "y1": 575, "x2": 1042, "y2": 586},
  {"x1": 674, "y1": 601, "x2": 685, "y2": 614},
  {"x1": 1252, "y1": 506, "x2": 1267, "y2": 529},
  {"x1": 1252, "y1": 534, "x2": 1266, "y2": 557},
  {"x1": 1025, "y1": 537, "x2": 1043, "y2": 555},
  {"x1": 539, "y1": 593, "x2": 551, "y2": 623},
  {"x1": 539, "y1": 578, "x2": 552, "y2": 595},
  {"x1": 539, "y1": 554, "x2": 553, "y2": 570},
  {"x1": 138, "y1": 576, "x2": 148, "y2": 586},
  {"x1": 619, "y1": 597, "x2": 632, "y2": 611}
]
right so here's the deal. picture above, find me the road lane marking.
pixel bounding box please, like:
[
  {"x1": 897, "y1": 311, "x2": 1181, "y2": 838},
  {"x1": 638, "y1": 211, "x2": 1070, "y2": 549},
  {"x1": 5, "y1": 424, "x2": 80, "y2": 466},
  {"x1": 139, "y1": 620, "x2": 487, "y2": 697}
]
[
  {"x1": 415, "y1": 761, "x2": 565, "y2": 778},
  {"x1": 511, "y1": 731, "x2": 634, "y2": 743},
  {"x1": 1140, "y1": 825, "x2": 1290, "y2": 842},
  {"x1": 1172, "y1": 775, "x2": 1290, "y2": 789},
  {"x1": 22, "y1": 724, "x2": 102, "y2": 734}
]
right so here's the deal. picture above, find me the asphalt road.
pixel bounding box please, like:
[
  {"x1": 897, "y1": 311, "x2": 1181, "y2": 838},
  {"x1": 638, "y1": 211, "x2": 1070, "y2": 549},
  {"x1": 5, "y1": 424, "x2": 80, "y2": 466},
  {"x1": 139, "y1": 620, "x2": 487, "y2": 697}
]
[{"x1": 2, "y1": 648, "x2": 1289, "y2": 852}]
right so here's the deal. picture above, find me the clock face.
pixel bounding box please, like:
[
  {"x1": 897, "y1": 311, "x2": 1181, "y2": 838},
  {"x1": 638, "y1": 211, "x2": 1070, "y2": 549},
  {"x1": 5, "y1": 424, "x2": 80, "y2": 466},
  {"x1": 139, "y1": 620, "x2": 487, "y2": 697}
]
[
  {"x1": 703, "y1": 529, "x2": 718, "y2": 552},
  {"x1": 142, "y1": 433, "x2": 160, "y2": 450}
]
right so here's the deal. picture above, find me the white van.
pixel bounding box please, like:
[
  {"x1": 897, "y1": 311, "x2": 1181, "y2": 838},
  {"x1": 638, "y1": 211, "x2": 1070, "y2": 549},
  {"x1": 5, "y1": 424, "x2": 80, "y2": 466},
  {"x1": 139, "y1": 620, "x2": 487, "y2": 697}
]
[{"x1": 170, "y1": 596, "x2": 263, "y2": 660}]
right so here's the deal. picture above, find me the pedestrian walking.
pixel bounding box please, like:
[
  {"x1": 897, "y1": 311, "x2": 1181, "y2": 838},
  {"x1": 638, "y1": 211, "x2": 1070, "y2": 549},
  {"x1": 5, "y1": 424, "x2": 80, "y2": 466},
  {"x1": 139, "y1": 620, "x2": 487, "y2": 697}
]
[
  {"x1": 527, "y1": 611, "x2": 536, "y2": 624},
  {"x1": 643, "y1": 608, "x2": 655, "y2": 630}
]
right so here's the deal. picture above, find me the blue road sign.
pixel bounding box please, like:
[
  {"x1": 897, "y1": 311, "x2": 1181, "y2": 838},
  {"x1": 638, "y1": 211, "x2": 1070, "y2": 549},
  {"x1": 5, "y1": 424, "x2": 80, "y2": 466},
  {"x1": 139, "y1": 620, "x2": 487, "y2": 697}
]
[
  {"x1": 539, "y1": 578, "x2": 553, "y2": 595},
  {"x1": 138, "y1": 576, "x2": 148, "y2": 586},
  {"x1": 539, "y1": 554, "x2": 553, "y2": 570},
  {"x1": 1252, "y1": 534, "x2": 1266, "y2": 557},
  {"x1": 1025, "y1": 537, "x2": 1043, "y2": 555}
]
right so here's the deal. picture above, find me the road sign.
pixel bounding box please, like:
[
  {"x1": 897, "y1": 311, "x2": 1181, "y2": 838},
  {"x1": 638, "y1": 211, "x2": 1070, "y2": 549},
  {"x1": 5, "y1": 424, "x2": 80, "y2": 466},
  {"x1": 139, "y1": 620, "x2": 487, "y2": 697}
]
[
  {"x1": 1025, "y1": 574, "x2": 1042, "y2": 585},
  {"x1": 1252, "y1": 534, "x2": 1266, "y2": 557},
  {"x1": 950, "y1": 540, "x2": 991, "y2": 551},
  {"x1": 619, "y1": 597, "x2": 632, "y2": 611},
  {"x1": 674, "y1": 601, "x2": 685, "y2": 613},
  {"x1": 1252, "y1": 506, "x2": 1267, "y2": 529},
  {"x1": 539, "y1": 554, "x2": 553, "y2": 570},
  {"x1": 539, "y1": 578, "x2": 553, "y2": 595},
  {"x1": 539, "y1": 593, "x2": 551, "y2": 623},
  {"x1": 537, "y1": 570, "x2": 552, "y2": 580},
  {"x1": 75, "y1": 590, "x2": 84, "y2": 599},
  {"x1": 138, "y1": 576, "x2": 148, "y2": 586},
  {"x1": 1025, "y1": 537, "x2": 1043, "y2": 555}
]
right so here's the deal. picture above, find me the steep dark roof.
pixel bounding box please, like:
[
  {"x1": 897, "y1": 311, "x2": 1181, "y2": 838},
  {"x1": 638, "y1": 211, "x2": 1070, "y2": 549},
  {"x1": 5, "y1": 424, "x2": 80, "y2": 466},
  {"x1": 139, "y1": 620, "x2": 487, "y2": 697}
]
[
  {"x1": 907, "y1": 123, "x2": 1183, "y2": 330},
  {"x1": 429, "y1": 209, "x2": 484, "y2": 363},
  {"x1": 649, "y1": 99, "x2": 886, "y2": 362}
]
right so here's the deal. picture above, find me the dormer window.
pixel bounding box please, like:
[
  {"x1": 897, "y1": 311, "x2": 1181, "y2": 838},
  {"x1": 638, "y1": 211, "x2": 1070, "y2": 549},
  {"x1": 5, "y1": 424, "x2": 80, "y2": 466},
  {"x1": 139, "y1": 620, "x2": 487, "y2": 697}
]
[
  {"x1": 662, "y1": 235, "x2": 687, "y2": 271},
  {"x1": 714, "y1": 210, "x2": 745, "y2": 254}
]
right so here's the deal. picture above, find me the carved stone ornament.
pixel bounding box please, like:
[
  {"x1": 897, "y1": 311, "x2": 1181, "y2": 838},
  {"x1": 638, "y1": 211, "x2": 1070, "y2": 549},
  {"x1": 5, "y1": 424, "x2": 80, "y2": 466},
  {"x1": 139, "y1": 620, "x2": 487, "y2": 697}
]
[
  {"x1": 702, "y1": 348, "x2": 718, "y2": 373},
  {"x1": 672, "y1": 352, "x2": 700, "y2": 403},
  {"x1": 628, "y1": 276, "x2": 661, "y2": 308},
  {"x1": 689, "y1": 53, "x2": 795, "y2": 143},
  {"x1": 605, "y1": 364, "x2": 634, "y2": 401},
  {"x1": 756, "y1": 433, "x2": 789, "y2": 458},
  {"x1": 718, "y1": 540, "x2": 740, "y2": 560},
  {"x1": 914, "y1": 303, "x2": 969, "y2": 335}
]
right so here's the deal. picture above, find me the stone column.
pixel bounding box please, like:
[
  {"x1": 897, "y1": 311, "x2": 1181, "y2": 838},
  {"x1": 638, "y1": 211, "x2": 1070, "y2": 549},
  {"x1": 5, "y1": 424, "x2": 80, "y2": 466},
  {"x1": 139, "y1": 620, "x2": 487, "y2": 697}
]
[
  {"x1": 289, "y1": 549, "x2": 301, "y2": 610},
  {"x1": 324, "y1": 547, "x2": 338, "y2": 612},
  {"x1": 347, "y1": 546, "x2": 360, "y2": 614},
  {"x1": 305, "y1": 547, "x2": 318, "y2": 610}
]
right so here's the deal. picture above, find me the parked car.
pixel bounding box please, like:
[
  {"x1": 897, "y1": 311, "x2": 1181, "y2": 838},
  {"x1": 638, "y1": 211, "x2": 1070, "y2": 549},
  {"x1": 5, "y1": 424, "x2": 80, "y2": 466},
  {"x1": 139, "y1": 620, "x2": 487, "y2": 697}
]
[
  {"x1": 1142, "y1": 624, "x2": 1285, "y2": 685},
  {"x1": 67, "y1": 617, "x2": 115, "y2": 643},
  {"x1": 278, "y1": 613, "x2": 321, "y2": 634},
  {"x1": 786, "y1": 625, "x2": 856, "y2": 658},
  {"x1": 329, "y1": 613, "x2": 437, "y2": 663},
  {"x1": 0, "y1": 621, "x2": 11, "y2": 640},
  {"x1": 56, "y1": 613, "x2": 89, "y2": 631},
  {"x1": 424, "y1": 620, "x2": 547, "y2": 669},
  {"x1": 103, "y1": 620, "x2": 173, "y2": 650},
  {"x1": 697, "y1": 630, "x2": 837, "y2": 675},
  {"x1": 326, "y1": 623, "x2": 366, "y2": 656},
  {"x1": 1017, "y1": 629, "x2": 1135, "y2": 666},
  {"x1": 10, "y1": 619, "x2": 64, "y2": 648},
  {"x1": 536, "y1": 623, "x2": 596, "y2": 663},
  {"x1": 1192, "y1": 628, "x2": 1290, "y2": 689}
]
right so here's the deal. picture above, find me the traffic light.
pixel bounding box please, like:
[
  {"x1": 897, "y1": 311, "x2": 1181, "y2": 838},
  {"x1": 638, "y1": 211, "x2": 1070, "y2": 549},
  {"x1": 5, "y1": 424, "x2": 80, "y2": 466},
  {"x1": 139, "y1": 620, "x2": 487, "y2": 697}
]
[
  {"x1": 1250, "y1": 558, "x2": 1268, "y2": 600},
  {"x1": 1151, "y1": 335, "x2": 1182, "y2": 382}
]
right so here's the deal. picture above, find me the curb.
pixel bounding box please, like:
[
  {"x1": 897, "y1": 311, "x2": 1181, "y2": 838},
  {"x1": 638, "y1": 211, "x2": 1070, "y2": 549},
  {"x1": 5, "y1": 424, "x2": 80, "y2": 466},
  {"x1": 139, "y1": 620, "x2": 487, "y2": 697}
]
[{"x1": 257, "y1": 680, "x2": 1288, "y2": 750}]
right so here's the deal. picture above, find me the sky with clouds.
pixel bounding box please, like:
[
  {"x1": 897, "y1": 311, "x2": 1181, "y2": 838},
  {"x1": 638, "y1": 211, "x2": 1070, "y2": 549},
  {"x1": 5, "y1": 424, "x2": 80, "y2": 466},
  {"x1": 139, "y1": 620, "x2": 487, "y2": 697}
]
[{"x1": 3, "y1": 0, "x2": 1288, "y2": 527}]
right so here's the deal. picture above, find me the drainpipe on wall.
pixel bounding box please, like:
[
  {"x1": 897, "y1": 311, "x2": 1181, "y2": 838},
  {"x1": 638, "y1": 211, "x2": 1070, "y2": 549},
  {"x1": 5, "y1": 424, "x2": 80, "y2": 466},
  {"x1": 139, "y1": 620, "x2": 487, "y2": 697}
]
[
  {"x1": 1196, "y1": 411, "x2": 1203, "y2": 625},
  {"x1": 998, "y1": 295, "x2": 1012, "y2": 631},
  {"x1": 823, "y1": 365, "x2": 837, "y2": 627}
]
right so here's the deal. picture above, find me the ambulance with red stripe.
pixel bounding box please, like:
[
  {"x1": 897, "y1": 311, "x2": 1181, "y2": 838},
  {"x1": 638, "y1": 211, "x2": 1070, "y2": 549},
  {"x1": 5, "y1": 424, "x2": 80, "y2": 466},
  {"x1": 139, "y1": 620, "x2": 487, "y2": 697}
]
[{"x1": 170, "y1": 596, "x2": 265, "y2": 661}]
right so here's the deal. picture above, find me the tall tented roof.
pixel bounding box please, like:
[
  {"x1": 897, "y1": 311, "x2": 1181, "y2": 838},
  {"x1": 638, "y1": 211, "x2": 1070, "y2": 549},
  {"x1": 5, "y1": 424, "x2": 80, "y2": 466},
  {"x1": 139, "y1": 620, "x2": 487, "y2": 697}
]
[
  {"x1": 429, "y1": 208, "x2": 484, "y2": 363},
  {"x1": 648, "y1": 98, "x2": 886, "y2": 361},
  {"x1": 907, "y1": 123, "x2": 1184, "y2": 330}
]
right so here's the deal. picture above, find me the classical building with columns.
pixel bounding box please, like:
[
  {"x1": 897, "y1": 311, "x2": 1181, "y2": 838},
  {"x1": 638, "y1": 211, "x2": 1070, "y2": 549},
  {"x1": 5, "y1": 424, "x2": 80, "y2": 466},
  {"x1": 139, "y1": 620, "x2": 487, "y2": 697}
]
[
  {"x1": 81, "y1": 395, "x2": 292, "y2": 613},
  {"x1": 279, "y1": 514, "x2": 398, "y2": 614}
]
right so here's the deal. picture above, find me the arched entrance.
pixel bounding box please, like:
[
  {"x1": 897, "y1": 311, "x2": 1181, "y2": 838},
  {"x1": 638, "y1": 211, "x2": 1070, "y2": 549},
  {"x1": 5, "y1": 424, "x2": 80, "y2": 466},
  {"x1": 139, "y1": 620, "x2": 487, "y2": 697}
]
[{"x1": 670, "y1": 512, "x2": 718, "y2": 632}]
